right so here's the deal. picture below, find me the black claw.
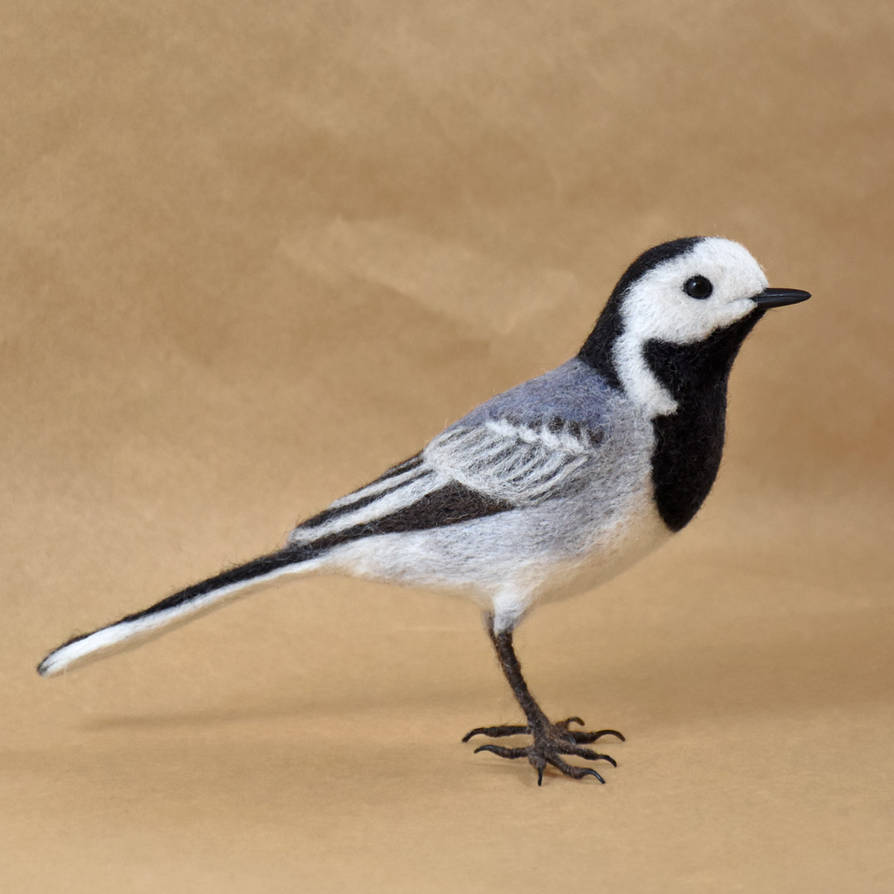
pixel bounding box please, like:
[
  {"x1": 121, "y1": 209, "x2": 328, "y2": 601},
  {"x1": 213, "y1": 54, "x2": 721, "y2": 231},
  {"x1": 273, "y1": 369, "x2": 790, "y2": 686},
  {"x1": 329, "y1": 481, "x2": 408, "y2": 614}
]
[
  {"x1": 566, "y1": 745, "x2": 617, "y2": 766},
  {"x1": 473, "y1": 744, "x2": 527, "y2": 759},
  {"x1": 581, "y1": 768, "x2": 606, "y2": 784},
  {"x1": 546, "y1": 754, "x2": 607, "y2": 783},
  {"x1": 464, "y1": 714, "x2": 622, "y2": 784},
  {"x1": 572, "y1": 728, "x2": 626, "y2": 744},
  {"x1": 601, "y1": 729, "x2": 626, "y2": 742},
  {"x1": 462, "y1": 724, "x2": 530, "y2": 742}
]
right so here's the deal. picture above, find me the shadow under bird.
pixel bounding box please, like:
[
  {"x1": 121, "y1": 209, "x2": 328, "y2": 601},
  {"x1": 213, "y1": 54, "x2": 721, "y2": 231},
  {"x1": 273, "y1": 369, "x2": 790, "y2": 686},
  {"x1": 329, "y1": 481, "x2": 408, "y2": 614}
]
[{"x1": 38, "y1": 236, "x2": 810, "y2": 785}]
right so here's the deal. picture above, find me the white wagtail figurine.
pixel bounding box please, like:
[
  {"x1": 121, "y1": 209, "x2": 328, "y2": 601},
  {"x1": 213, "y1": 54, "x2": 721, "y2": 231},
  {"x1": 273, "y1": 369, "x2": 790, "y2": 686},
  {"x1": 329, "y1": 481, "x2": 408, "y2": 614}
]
[{"x1": 38, "y1": 236, "x2": 810, "y2": 785}]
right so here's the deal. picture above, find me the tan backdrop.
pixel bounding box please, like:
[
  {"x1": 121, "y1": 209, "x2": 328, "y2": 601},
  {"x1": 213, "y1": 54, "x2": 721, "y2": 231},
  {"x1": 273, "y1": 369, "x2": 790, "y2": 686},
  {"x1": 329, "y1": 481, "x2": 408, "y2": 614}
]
[{"x1": 3, "y1": 1, "x2": 893, "y2": 891}]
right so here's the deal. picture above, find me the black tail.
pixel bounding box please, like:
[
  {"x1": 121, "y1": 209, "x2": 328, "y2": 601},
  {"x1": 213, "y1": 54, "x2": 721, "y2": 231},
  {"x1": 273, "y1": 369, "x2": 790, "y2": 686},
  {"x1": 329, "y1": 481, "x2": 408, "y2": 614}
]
[{"x1": 37, "y1": 542, "x2": 324, "y2": 677}]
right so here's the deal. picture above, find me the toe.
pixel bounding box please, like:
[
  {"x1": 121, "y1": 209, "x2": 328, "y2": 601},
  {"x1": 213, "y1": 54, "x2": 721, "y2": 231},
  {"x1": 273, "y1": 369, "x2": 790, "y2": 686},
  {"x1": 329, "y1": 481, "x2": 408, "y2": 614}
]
[
  {"x1": 572, "y1": 728, "x2": 626, "y2": 744},
  {"x1": 562, "y1": 744, "x2": 618, "y2": 766},
  {"x1": 546, "y1": 754, "x2": 607, "y2": 783},
  {"x1": 547, "y1": 755, "x2": 605, "y2": 785},
  {"x1": 473, "y1": 744, "x2": 528, "y2": 760},
  {"x1": 555, "y1": 716, "x2": 586, "y2": 730},
  {"x1": 462, "y1": 724, "x2": 530, "y2": 742}
]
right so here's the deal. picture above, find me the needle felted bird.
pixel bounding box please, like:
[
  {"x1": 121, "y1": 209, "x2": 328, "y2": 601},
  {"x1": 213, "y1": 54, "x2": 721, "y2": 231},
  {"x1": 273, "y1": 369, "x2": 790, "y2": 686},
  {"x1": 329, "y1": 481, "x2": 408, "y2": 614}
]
[{"x1": 37, "y1": 236, "x2": 810, "y2": 785}]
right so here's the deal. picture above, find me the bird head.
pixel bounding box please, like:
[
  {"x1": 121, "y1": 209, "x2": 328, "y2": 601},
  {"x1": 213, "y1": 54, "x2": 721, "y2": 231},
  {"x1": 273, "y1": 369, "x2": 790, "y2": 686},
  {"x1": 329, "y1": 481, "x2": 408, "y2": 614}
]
[{"x1": 579, "y1": 237, "x2": 810, "y2": 416}]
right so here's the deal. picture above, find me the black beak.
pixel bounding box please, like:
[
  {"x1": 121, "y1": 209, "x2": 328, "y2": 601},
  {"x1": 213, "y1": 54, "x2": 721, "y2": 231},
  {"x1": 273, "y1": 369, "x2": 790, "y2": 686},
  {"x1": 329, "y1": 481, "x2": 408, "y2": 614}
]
[{"x1": 752, "y1": 287, "x2": 811, "y2": 308}]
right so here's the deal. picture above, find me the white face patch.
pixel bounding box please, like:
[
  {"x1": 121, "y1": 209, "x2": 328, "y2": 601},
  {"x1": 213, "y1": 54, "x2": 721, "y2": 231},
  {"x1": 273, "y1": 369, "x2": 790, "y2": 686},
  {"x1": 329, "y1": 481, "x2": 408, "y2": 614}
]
[{"x1": 612, "y1": 238, "x2": 769, "y2": 416}]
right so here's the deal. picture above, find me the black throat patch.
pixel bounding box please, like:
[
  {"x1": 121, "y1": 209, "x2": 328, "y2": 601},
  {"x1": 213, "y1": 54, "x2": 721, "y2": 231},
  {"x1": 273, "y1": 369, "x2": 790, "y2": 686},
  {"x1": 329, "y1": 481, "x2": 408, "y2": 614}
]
[{"x1": 645, "y1": 311, "x2": 763, "y2": 532}]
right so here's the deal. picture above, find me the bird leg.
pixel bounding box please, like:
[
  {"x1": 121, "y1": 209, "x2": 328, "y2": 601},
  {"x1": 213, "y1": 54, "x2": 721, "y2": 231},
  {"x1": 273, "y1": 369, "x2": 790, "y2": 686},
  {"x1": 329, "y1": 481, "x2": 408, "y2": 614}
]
[{"x1": 463, "y1": 617, "x2": 624, "y2": 785}]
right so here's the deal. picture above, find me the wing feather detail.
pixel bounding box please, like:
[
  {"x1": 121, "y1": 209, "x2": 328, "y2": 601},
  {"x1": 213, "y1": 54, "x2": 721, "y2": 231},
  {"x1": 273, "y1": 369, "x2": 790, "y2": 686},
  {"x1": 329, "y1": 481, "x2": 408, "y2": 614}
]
[
  {"x1": 289, "y1": 414, "x2": 605, "y2": 547},
  {"x1": 423, "y1": 415, "x2": 603, "y2": 506}
]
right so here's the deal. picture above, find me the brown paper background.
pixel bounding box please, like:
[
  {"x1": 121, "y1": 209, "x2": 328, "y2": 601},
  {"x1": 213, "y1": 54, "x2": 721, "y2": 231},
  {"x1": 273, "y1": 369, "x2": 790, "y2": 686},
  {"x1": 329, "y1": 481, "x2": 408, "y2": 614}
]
[{"x1": 3, "y1": 1, "x2": 893, "y2": 891}]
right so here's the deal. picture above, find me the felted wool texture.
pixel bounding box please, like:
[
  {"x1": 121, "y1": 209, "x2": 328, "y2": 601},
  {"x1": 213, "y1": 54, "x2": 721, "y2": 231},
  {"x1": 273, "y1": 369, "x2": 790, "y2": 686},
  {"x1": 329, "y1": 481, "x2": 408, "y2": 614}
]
[
  {"x1": 462, "y1": 624, "x2": 625, "y2": 785},
  {"x1": 579, "y1": 237, "x2": 772, "y2": 530},
  {"x1": 608, "y1": 239, "x2": 768, "y2": 416},
  {"x1": 37, "y1": 549, "x2": 330, "y2": 677},
  {"x1": 645, "y1": 313, "x2": 763, "y2": 531},
  {"x1": 579, "y1": 236, "x2": 703, "y2": 389},
  {"x1": 37, "y1": 236, "x2": 793, "y2": 670}
]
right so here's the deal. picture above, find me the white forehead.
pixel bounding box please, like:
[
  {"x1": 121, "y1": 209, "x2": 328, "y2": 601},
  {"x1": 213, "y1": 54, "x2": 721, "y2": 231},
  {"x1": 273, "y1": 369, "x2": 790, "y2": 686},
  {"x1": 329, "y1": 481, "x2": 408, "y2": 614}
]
[
  {"x1": 631, "y1": 237, "x2": 767, "y2": 298},
  {"x1": 632, "y1": 238, "x2": 766, "y2": 297}
]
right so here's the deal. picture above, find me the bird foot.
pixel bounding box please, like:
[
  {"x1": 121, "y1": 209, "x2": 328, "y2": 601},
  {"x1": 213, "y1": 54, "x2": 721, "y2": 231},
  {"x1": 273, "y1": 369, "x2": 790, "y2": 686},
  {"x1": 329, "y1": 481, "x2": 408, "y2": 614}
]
[{"x1": 462, "y1": 716, "x2": 624, "y2": 785}]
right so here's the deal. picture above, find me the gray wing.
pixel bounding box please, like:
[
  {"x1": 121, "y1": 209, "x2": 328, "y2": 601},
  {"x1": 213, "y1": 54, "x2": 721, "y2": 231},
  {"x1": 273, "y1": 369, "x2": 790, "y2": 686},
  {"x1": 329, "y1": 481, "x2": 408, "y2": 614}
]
[
  {"x1": 424, "y1": 415, "x2": 604, "y2": 506},
  {"x1": 288, "y1": 413, "x2": 606, "y2": 547},
  {"x1": 289, "y1": 358, "x2": 615, "y2": 545}
]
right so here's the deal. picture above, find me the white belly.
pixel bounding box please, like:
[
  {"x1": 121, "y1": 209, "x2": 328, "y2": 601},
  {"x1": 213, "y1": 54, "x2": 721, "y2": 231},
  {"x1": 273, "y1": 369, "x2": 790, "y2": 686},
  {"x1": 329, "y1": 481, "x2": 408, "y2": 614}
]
[{"x1": 325, "y1": 474, "x2": 671, "y2": 630}]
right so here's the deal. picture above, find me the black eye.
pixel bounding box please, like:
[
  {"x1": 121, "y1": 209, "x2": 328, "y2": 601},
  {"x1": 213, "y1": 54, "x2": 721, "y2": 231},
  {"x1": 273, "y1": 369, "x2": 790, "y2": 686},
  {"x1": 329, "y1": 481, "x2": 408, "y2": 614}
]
[{"x1": 683, "y1": 275, "x2": 713, "y2": 299}]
